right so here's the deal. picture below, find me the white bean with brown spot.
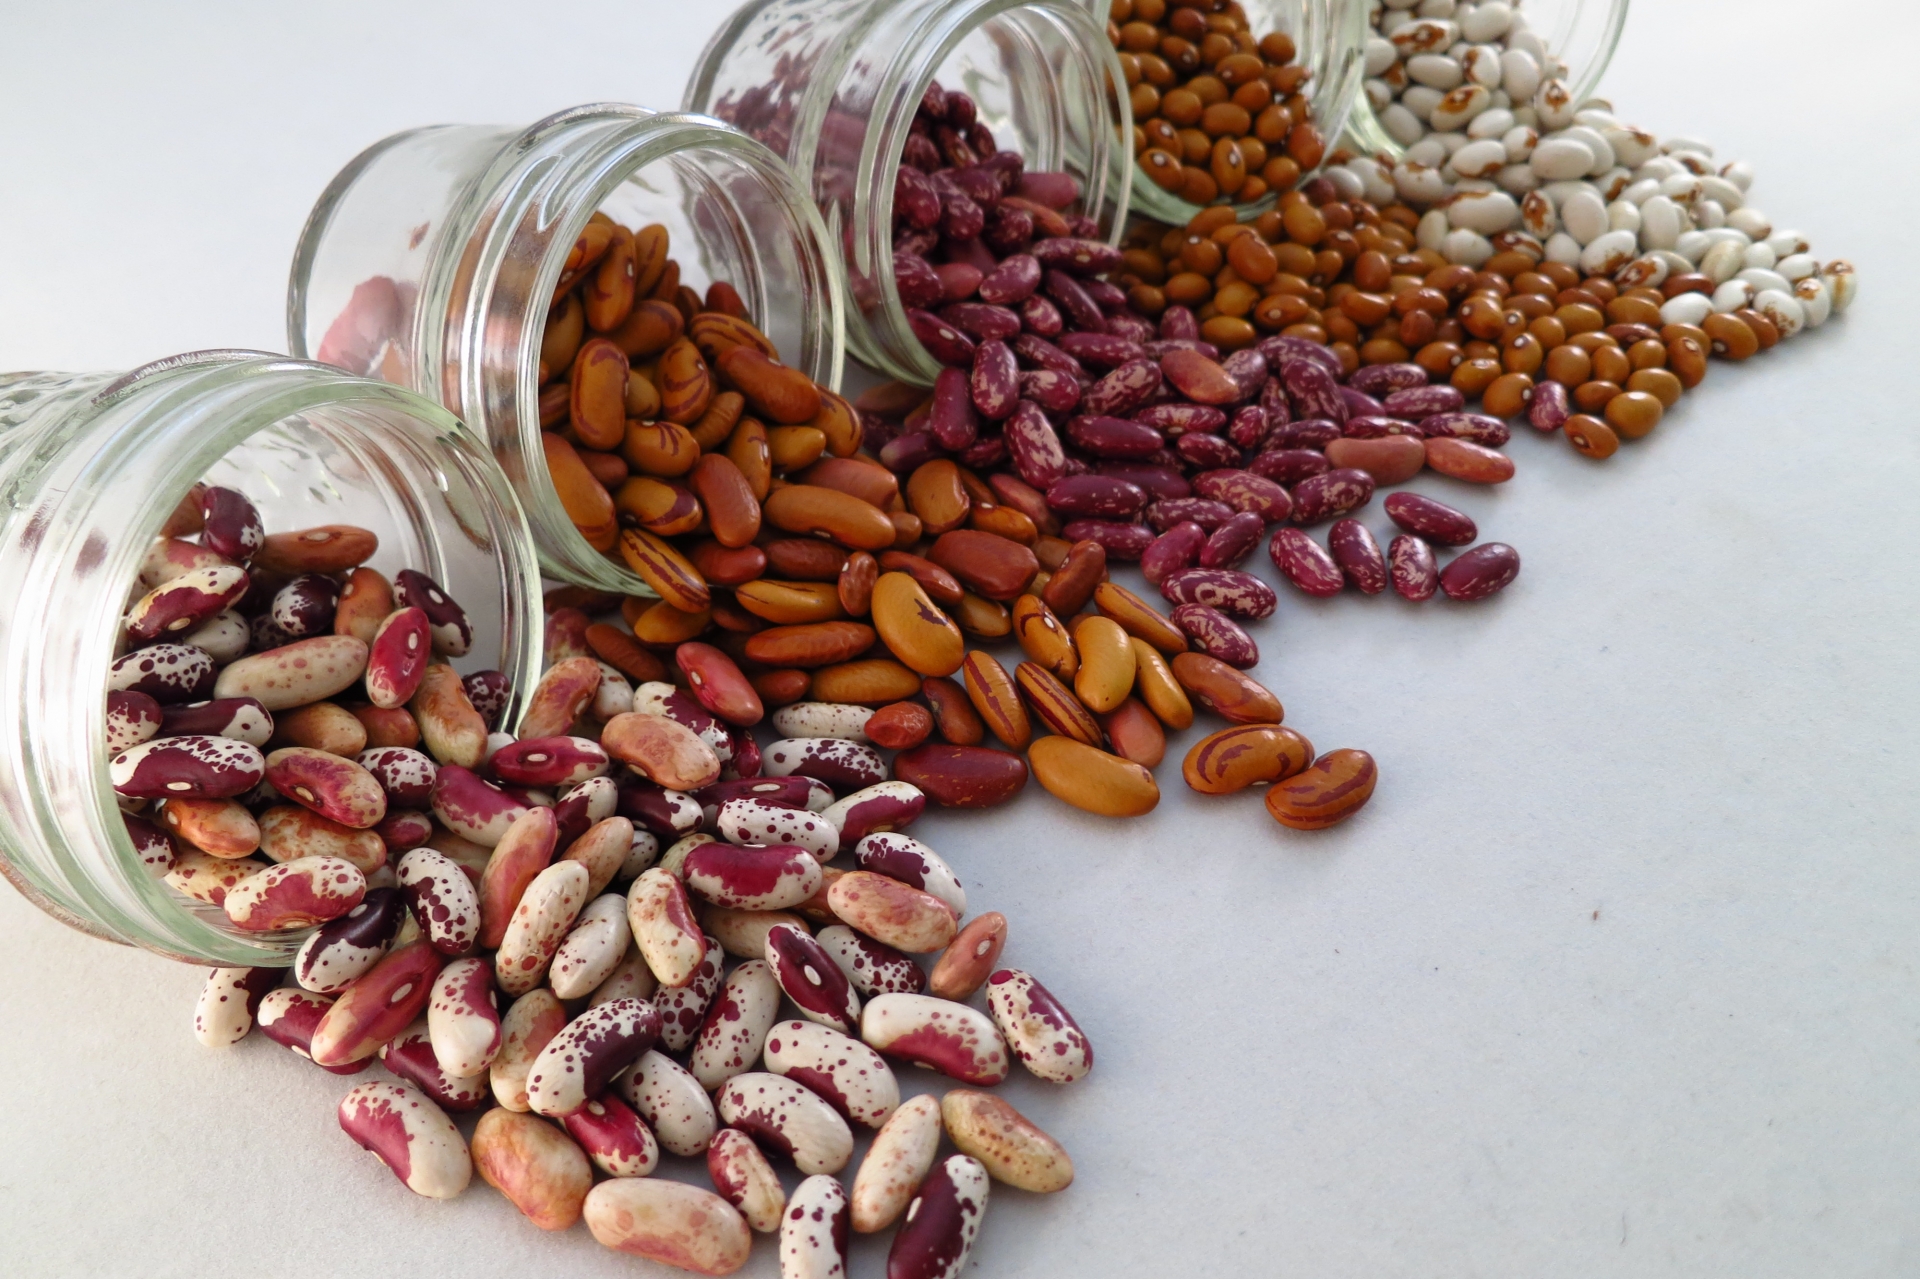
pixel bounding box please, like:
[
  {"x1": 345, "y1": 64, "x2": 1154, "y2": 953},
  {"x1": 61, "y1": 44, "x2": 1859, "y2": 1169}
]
[
  {"x1": 707, "y1": 1126, "x2": 787, "y2": 1232},
  {"x1": 780, "y1": 1174, "x2": 851, "y2": 1279},
  {"x1": 620, "y1": 1049, "x2": 718, "y2": 1157},
  {"x1": 690, "y1": 959, "x2": 782, "y2": 1092},
  {"x1": 494, "y1": 860, "x2": 590, "y2": 996},
  {"x1": 547, "y1": 892, "x2": 633, "y2": 999},
  {"x1": 849, "y1": 1092, "x2": 942, "y2": 1234},
  {"x1": 716, "y1": 1072, "x2": 854, "y2": 1176},
  {"x1": 762, "y1": 1018, "x2": 899, "y2": 1129},
  {"x1": 336, "y1": 1080, "x2": 472, "y2": 1199},
  {"x1": 425, "y1": 956, "x2": 501, "y2": 1078}
]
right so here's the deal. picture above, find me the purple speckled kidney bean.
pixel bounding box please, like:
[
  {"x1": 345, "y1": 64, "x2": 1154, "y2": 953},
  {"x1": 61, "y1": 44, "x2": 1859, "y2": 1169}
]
[
  {"x1": 1268, "y1": 528, "x2": 1345, "y2": 598},
  {"x1": 1016, "y1": 368, "x2": 1081, "y2": 414},
  {"x1": 1384, "y1": 492, "x2": 1478, "y2": 546},
  {"x1": 393, "y1": 570, "x2": 472, "y2": 659},
  {"x1": 1220, "y1": 349, "x2": 1268, "y2": 399},
  {"x1": 1338, "y1": 386, "x2": 1385, "y2": 419},
  {"x1": 1419, "y1": 412, "x2": 1510, "y2": 447},
  {"x1": 1045, "y1": 475, "x2": 1148, "y2": 519},
  {"x1": 1059, "y1": 519, "x2": 1154, "y2": 560},
  {"x1": 1017, "y1": 293, "x2": 1063, "y2": 337},
  {"x1": 1081, "y1": 359, "x2": 1162, "y2": 417},
  {"x1": 896, "y1": 228, "x2": 939, "y2": 257},
  {"x1": 1043, "y1": 270, "x2": 1105, "y2": 332},
  {"x1": 1347, "y1": 363, "x2": 1429, "y2": 397},
  {"x1": 1148, "y1": 498, "x2": 1235, "y2": 532},
  {"x1": 1065, "y1": 415, "x2": 1163, "y2": 460},
  {"x1": 1143, "y1": 339, "x2": 1220, "y2": 362},
  {"x1": 1096, "y1": 462, "x2": 1188, "y2": 501},
  {"x1": 1159, "y1": 567, "x2": 1277, "y2": 619},
  {"x1": 1227, "y1": 406, "x2": 1274, "y2": 450},
  {"x1": 941, "y1": 302, "x2": 1020, "y2": 342},
  {"x1": 1104, "y1": 309, "x2": 1155, "y2": 345},
  {"x1": 894, "y1": 253, "x2": 944, "y2": 309},
  {"x1": 1032, "y1": 238, "x2": 1122, "y2": 276},
  {"x1": 1389, "y1": 534, "x2": 1440, "y2": 601},
  {"x1": 1055, "y1": 332, "x2": 1142, "y2": 370},
  {"x1": 879, "y1": 432, "x2": 944, "y2": 474},
  {"x1": 938, "y1": 191, "x2": 985, "y2": 242},
  {"x1": 199, "y1": 486, "x2": 264, "y2": 564},
  {"x1": 977, "y1": 253, "x2": 1040, "y2": 305},
  {"x1": 1140, "y1": 522, "x2": 1205, "y2": 587},
  {"x1": 1169, "y1": 603, "x2": 1259, "y2": 668},
  {"x1": 1327, "y1": 519, "x2": 1388, "y2": 594},
  {"x1": 1527, "y1": 380, "x2": 1568, "y2": 432},
  {"x1": 1198, "y1": 511, "x2": 1264, "y2": 569},
  {"x1": 982, "y1": 203, "x2": 1034, "y2": 254},
  {"x1": 957, "y1": 434, "x2": 1004, "y2": 470},
  {"x1": 1275, "y1": 418, "x2": 1341, "y2": 449},
  {"x1": 1011, "y1": 334, "x2": 1082, "y2": 378},
  {"x1": 1258, "y1": 375, "x2": 1292, "y2": 424},
  {"x1": 1342, "y1": 415, "x2": 1421, "y2": 439},
  {"x1": 908, "y1": 310, "x2": 975, "y2": 366},
  {"x1": 1258, "y1": 335, "x2": 1342, "y2": 379},
  {"x1": 1281, "y1": 358, "x2": 1347, "y2": 424},
  {"x1": 1082, "y1": 278, "x2": 1129, "y2": 312},
  {"x1": 1175, "y1": 433, "x2": 1240, "y2": 469},
  {"x1": 1440, "y1": 543, "x2": 1520, "y2": 601},
  {"x1": 1191, "y1": 469, "x2": 1292, "y2": 523},
  {"x1": 935, "y1": 263, "x2": 984, "y2": 303},
  {"x1": 894, "y1": 165, "x2": 942, "y2": 228},
  {"x1": 1134, "y1": 403, "x2": 1225, "y2": 437},
  {"x1": 1002, "y1": 401, "x2": 1069, "y2": 488},
  {"x1": 942, "y1": 165, "x2": 1002, "y2": 208},
  {"x1": 1289, "y1": 468, "x2": 1376, "y2": 525},
  {"x1": 463, "y1": 670, "x2": 511, "y2": 731},
  {"x1": 927, "y1": 367, "x2": 979, "y2": 451},
  {"x1": 1159, "y1": 306, "x2": 1199, "y2": 341},
  {"x1": 1382, "y1": 385, "x2": 1465, "y2": 418},
  {"x1": 1250, "y1": 448, "x2": 1331, "y2": 485},
  {"x1": 969, "y1": 341, "x2": 1018, "y2": 421},
  {"x1": 1015, "y1": 169, "x2": 1077, "y2": 207}
]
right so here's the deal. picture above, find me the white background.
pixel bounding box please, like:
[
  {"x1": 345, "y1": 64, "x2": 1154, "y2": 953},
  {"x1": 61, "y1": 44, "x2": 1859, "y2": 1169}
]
[{"x1": 3, "y1": 2, "x2": 1918, "y2": 1276}]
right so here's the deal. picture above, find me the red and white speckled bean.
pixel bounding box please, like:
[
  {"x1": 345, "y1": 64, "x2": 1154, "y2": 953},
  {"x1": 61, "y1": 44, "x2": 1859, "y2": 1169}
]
[
  {"x1": 850, "y1": 1092, "x2": 941, "y2": 1235},
  {"x1": 548, "y1": 892, "x2": 634, "y2": 999},
  {"x1": 654, "y1": 933, "x2": 723, "y2": 1051},
  {"x1": 192, "y1": 965, "x2": 280, "y2": 1047},
  {"x1": 707, "y1": 1126, "x2": 788, "y2": 1232},
  {"x1": 781, "y1": 1173, "x2": 850, "y2": 1279},
  {"x1": 528, "y1": 996, "x2": 664, "y2": 1118},
  {"x1": 310, "y1": 938, "x2": 443, "y2": 1067},
  {"x1": 583, "y1": 1178, "x2": 751, "y2": 1275},
  {"x1": 491, "y1": 735, "x2": 610, "y2": 789},
  {"x1": 140, "y1": 535, "x2": 229, "y2": 587},
  {"x1": 223, "y1": 854, "x2": 365, "y2": 931},
  {"x1": 490, "y1": 988, "x2": 567, "y2": 1113},
  {"x1": 886, "y1": 1153, "x2": 990, "y2": 1279},
  {"x1": 165, "y1": 848, "x2": 261, "y2": 905},
  {"x1": 853, "y1": 833, "x2": 965, "y2": 917},
  {"x1": 764, "y1": 923, "x2": 862, "y2": 1034},
  {"x1": 696, "y1": 776, "x2": 833, "y2": 826},
  {"x1": 112, "y1": 734, "x2": 264, "y2": 799},
  {"x1": 212, "y1": 635, "x2": 368, "y2": 710},
  {"x1": 658, "y1": 833, "x2": 716, "y2": 881},
  {"x1": 265, "y1": 747, "x2": 387, "y2": 829},
  {"x1": 707, "y1": 907, "x2": 810, "y2": 960},
  {"x1": 377, "y1": 809, "x2": 433, "y2": 856},
  {"x1": 198, "y1": 485, "x2": 263, "y2": 562},
  {"x1": 860, "y1": 993, "x2": 1009, "y2": 1085},
  {"x1": 620, "y1": 1047, "x2": 719, "y2": 1158},
  {"x1": 717, "y1": 1072, "x2": 854, "y2": 1176},
  {"x1": 821, "y1": 781, "x2": 926, "y2": 853},
  {"x1": 180, "y1": 609, "x2": 249, "y2": 663},
  {"x1": 762, "y1": 737, "x2": 887, "y2": 793},
  {"x1": 424, "y1": 955, "x2": 500, "y2": 1077},
  {"x1": 691, "y1": 959, "x2": 783, "y2": 1091},
  {"x1": 627, "y1": 866, "x2": 708, "y2": 988},
  {"x1": 684, "y1": 842, "x2": 823, "y2": 913},
  {"x1": 126, "y1": 564, "x2": 248, "y2": 642},
  {"x1": 106, "y1": 690, "x2": 163, "y2": 756},
  {"x1": 433, "y1": 764, "x2": 532, "y2": 847},
  {"x1": 364, "y1": 607, "x2": 432, "y2": 709},
  {"x1": 562, "y1": 1094, "x2": 660, "y2": 1178},
  {"x1": 985, "y1": 968, "x2": 1092, "y2": 1084},
  {"x1": 769, "y1": 702, "x2": 874, "y2": 742},
  {"x1": 471, "y1": 1107, "x2": 593, "y2": 1230},
  {"x1": 259, "y1": 805, "x2": 386, "y2": 873},
  {"x1": 256, "y1": 987, "x2": 367, "y2": 1074},
  {"x1": 160, "y1": 696, "x2": 273, "y2": 746},
  {"x1": 122, "y1": 811, "x2": 174, "y2": 876},
  {"x1": 396, "y1": 847, "x2": 482, "y2": 955},
  {"x1": 394, "y1": 569, "x2": 473, "y2": 657},
  {"x1": 827, "y1": 872, "x2": 958, "y2": 954},
  {"x1": 763, "y1": 1018, "x2": 898, "y2": 1130},
  {"x1": 495, "y1": 860, "x2": 589, "y2": 996},
  {"x1": 589, "y1": 944, "x2": 660, "y2": 1008},
  {"x1": 817, "y1": 925, "x2": 927, "y2": 997},
  {"x1": 621, "y1": 782, "x2": 704, "y2": 841},
  {"x1": 379, "y1": 1020, "x2": 490, "y2": 1111},
  {"x1": 356, "y1": 746, "x2": 437, "y2": 806},
  {"x1": 294, "y1": 885, "x2": 404, "y2": 992},
  {"x1": 1158, "y1": 568, "x2": 1278, "y2": 620},
  {"x1": 109, "y1": 642, "x2": 216, "y2": 704},
  {"x1": 336, "y1": 1080, "x2": 472, "y2": 1199},
  {"x1": 715, "y1": 797, "x2": 839, "y2": 861}
]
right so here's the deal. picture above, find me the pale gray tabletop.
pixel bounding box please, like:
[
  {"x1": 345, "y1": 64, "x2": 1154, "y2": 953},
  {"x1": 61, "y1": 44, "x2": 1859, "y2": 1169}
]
[{"x1": 2, "y1": 2, "x2": 1915, "y2": 1276}]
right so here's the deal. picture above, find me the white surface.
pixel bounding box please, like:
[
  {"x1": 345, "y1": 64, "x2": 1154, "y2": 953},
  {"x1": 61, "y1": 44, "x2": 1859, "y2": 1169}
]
[{"x1": 3, "y1": 2, "x2": 1917, "y2": 1276}]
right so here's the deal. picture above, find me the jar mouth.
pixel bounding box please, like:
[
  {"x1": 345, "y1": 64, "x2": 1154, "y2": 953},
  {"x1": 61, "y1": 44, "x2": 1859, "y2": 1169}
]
[
  {"x1": 452, "y1": 105, "x2": 845, "y2": 595},
  {"x1": 1125, "y1": 0, "x2": 1370, "y2": 227},
  {"x1": 0, "y1": 353, "x2": 539, "y2": 965}
]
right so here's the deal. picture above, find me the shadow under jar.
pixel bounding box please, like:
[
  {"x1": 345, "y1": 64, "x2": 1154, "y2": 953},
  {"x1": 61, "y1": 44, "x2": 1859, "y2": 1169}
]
[
  {"x1": 0, "y1": 351, "x2": 541, "y2": 965},
  {"x1": 1115, "y1": 0, "x2": 1368, "y2": 225},
  {"x1": 685, "y1": 0, "x2": 1133, "y2": 385},
  {"x1": 289, "y1": 104, "x2": 845, "y2": 596}
]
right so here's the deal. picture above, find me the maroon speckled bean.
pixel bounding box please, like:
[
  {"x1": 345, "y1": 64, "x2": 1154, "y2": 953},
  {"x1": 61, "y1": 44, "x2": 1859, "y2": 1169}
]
[
  {"x1": 1143, "y1": 339, "x2": 1221, "y2": 362},
  {"x1": 1134, "y1": 403, "x2": 1225, "y2": 437},
  {"x1": 1017, "y1": 369, "x2": 1081, "y2": 414},
  {"x1": 894, "y1": 166, "x2": 942, "y2": 229},
  {"x1": 1347, "y1": 363, "x2": 1429, "y2": 396},
  {"x1": 908, "y1": 310, "x2": 975, "y2": 366},
  {"x1": 1220, "y1": 349, "x2": 1268, "y2": 399},
  {"x1": 1269, "y1": 528, "x2": 1345, "y2": 598},
  {"x1": 1159, "y1": 567, "x2": 1277, "y2": 619},
  {"x1": 1147, "y1": 498, "x2": 1234, "y2": 532},
  {"x1": 1281, "y1": 358, "x2": 1347, "y2": 424},
  {"x1": 1003, "y1": 401, "x2": 1069, "y2": 489},
  {"x1": 765, "y1": 922, "x2": 863, "y2": 1034},
  {"x1": 356, "y1": 746, "x2": 437, "y2": 806},
  {"x1": 1198, "y1": 510, "x2": 1264, "y2": 569},
  {"x1": 1384, "y1": 492, "x2": 1478, "y2": 546},
  {"x1": 295, "y1": 886, "x2": 405, "y2": 993},
  {"x1": 977, "y1": 253, "x2": 1040, "y2": 304},
  {"x1": 1288, "y1": 468, "x2": 1376, "y2": 525},
  {"x1": 1276, "y1": 418, "x2": 1341, "y2": 449},
  {"x1": 895, "y1": 253, "x2": 944, "y2": 309},
  {"x1": 1342, "y1": 415, "x2": 1422, "y2": 439},
  {"x1": 1097, "y1": 463, "x2": 1187, "y2": 501},
  {"x1": 1190, "y1": 469, "x2": 1292, "y2": 523},
  {"x1": 1389, "y1": 534, "x2": 1440, "y2": 601},
  {"x1": 1170, "y1": 603, "x2": 1258, "y2": 668},
  {"x1": 1250, "y1": 448, "x2": 1331, "y2": 486},
  {"x1": 1017, "y1": 294, "x2": 1064, "y2": 336},
  {"x1": 1080, "y1": 359, "x2": 1162, "y2": 417},
  {"x1": 1058, "y1": 519, "x2": 1153, "y2": 560},
  {"x1": 199, "y1": 486, "x2": 264, "y2": 563},
  {"x1": 1227, "y1": 405, "x2": 1274, "y2": 450},
  {"x1": 938, "y1": 301, "x2": 1015, "y2": 343},
  {"x1": 159, "y1": 697, "x2": 274, "y2": 746},
  {"x1": 1174, "y1": 433, "x2": 1240, "y2": 469},
  {"x1": 1054, "y1": 332, "x2": 1141, "y2": 369},
  {"x1": 1440, "y1": 543, "x2": 1521, "y2": 601},
  {"x1": 1258, "y1": 335, "x2": 1343, "y2": 378},
  {"x1": 1159, "y1": 305, "x2": 1199, "y2": 341},
  {"x1": 1011, "y1": 334, "x2": 1083, "y2": 378},
  {"x1": 1031, "y1": 237, "x2": 1121, "y2": 276},
  {"x1": 124, "y1": 811, "x2": 174, "y2": 874},
  {"x1": 1042, "y1": 271, "x2": 1106, "y2": 333},
  {"x1": 1328, "y1": 519, "x2": 1388, "y2": 594},
  {"x1": 1065, "y1": 415, "x2": 1163, "y2": 460},
  {"x1": 1339, "y1": 386, "x2": 1385, "y2": 419},
  {"x1": 879, "y1": 432, "x2": 942, "y2": 474},
  {"x1": 388, "y1": 570, "x2": 471, "y2": 658},
  {"x1": 1044, "y1": 475, "x2": 1147, "y2": 519},
  {"x1": 1528, "y1": 380, "x2": 1570, "y2": 432},
  {"x1": 926, "y1": 367, "x2": 978, "y2": 451},
  {"x1": 271, "y1": 574, "x2": 339, "y2": 639},
  {"x1": 1419, "y1": 412, "x2": 1510, "y2": 447},
  {"x1": 1141, "y1": 522, "x2": 1206, "y2": 587},
  {"x1": 969, "y1": 340, "x2": 1018, "y2": 421},
  {"x1": 1382, "y1": 385, "x2": 1465, "y2": 419}
]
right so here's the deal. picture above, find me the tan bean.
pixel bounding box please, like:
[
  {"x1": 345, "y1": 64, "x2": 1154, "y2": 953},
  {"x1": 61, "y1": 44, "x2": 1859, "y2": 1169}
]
[
  {"x1": 1069, "y1": 615, "x2": 1136, "y2": 714},
  {"x1": 1028, "y1": 737, "x2": 1159, "y2": 816}
]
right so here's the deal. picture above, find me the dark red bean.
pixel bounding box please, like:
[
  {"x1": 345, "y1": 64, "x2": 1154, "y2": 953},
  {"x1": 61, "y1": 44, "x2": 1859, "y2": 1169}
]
[
  {"x1": 1281, "y1": 358, "x2": 1347, "y2": 424},
  {"x1": 1327, "y1": 519, "x2": 1388, "y2": 594},
  {"x1": 1175, "y1": 433, "x2": 1241, "y2": 469},
  {"x1": 1134, "y1": 403, "x2": 1226, "y2": 437},
  {"x1": 1342, "y1": 415, "x2": 1422, "y2": 439},
  {"x1": 1288, "y1": 468, "x2": 1376, "y2": 525},
  {"x1": 1065, "y1": 415, "x2": 1164, "y2": 460},
  {"x1": 1017, "y1": 368, "x2": 1081, "y2": 414},
  {"x1": 1018, "y1": 294, "x2": 1064, "y2": 336},
  {"x1": 928, "y1": 368, "x2": 980, "y2": 451},
  {"x1": 940, "y1": 302, "x2": 1020, "y2": 342},
  {"x1": 1080, "y1": 359, "x2": 1163, "y2": 417},
  {"x1": 1339, "y1": 386, "x2": 1385, "y2": 419},
  {"x1": 1095, "y1": 463, "x2": 1189, "y2": 501},
  {"x1": 1003, "y1": 400, "x2": 1070, "y2": 488},
  {"x1": 1198, "y1": 511, "x2": 1264, "y2": 569},
  {"x1": 908, "y1": 309, "x2": 976, "y2": 366},
  {"x1": 1045, "y1": 475, "x2": 1149, "y2": 519},
  {"x1": 1055, "y1": 332, "x2": 1145, "y2": 369},
  {"x1": 1141, "y1": 522, "x2": 1206, "y2": 586},
  {"x1": 1249, "y1": 448, "x2": 1331, "y2": 485},
  {"x1": 977, "y1": 253, "x2": 1041, "y2": 305},
  {"x1": 1439, "y1": 542, "x2": 1520, "y2": 601},
  {"x1": 1042, "y1": 269, "x2": 1106, "y2": 332},
  {"x1": 894, "y1": 165, "x2": 943, "y2": 229},
  {"x1": 1031, "y1": 238, "x2": 1124, "y2": 276},
  {"x1": 934, "y1": 263, "x2": 984, "y2": 303},
  {"x1": 1147, "y1": 498, "x2": 1235, "y2": 532},
  {"x1": 1276, "y1": 418, "x2": 1341, "y2": 449},
  {"x1": 1011, "y1": 334, "x2": 1083, "y2": 378},
  {"x1": 968, "y1": 341, "x2": 1019, "y2": 422},
  {"x1": 1389, "y1": 534, "x2": 1439, "y2": 601},
  {"x1": 894, "y1": 252, "x2": 944, "y2": 309},
  {"x1": 1059, "y1": 519, "x2": 1154, "y2": 560},
  {"x1": 1158, "y1": 306, "x2": 1200, "y2": 341},
  {"x1": 1268, "y1": 528, "x2": 1345, "y2": 598},
  {"x1": 1220, "y1": 349, "x2": 1269, "y2": 399},
  {"x1": 1383, "y1": 492, "x2": 1477, "y2": 546},
  {"x1": 1227, "y1": 406, "x2": 1275, "y2": 450}
]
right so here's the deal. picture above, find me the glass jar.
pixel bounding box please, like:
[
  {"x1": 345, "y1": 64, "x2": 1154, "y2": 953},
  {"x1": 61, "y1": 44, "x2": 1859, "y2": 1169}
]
[
  {"x1": 1342, "y1": 0, "x2": 1629, "y2": 160},
  {"x1": 685, "y1": 0, "x2": 1133, "y2": 385},
  {"x1": 1119, "y1": 0, "x2": 1370, "y2": 226},
  {"x1": 288, "y1": 104, "x2": 845, "y2": 596},
  {"x1": 0, "y1": 351, "x2": 542, "y2": 966}
]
